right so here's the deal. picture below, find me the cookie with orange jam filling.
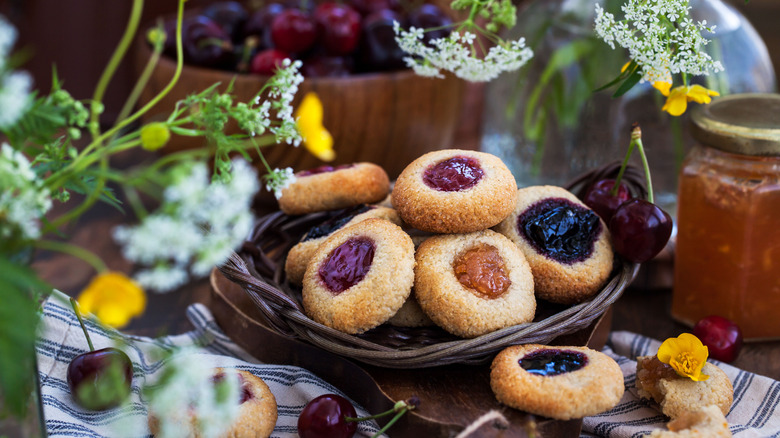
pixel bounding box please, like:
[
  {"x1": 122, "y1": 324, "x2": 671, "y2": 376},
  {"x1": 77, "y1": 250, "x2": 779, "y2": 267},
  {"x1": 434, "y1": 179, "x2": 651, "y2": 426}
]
[
  {"x1": 302, "y1": 218, "x2": 415, "y2": 334},
  {"x1": 413, "y1": 229, "x2": 535, "y2": 338}
]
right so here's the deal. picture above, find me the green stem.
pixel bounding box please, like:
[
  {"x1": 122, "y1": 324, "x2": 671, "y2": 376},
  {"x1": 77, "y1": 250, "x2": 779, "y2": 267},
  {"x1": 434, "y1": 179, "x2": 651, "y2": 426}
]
[
  {"x1": 70, "y1": 297, "x2": 95, "y2": 352},
  {"x1": 610, "y1": 137, "x2": 635, "y2": 196},
  {"x1": 632, "y1": 125, "x2": 655, "y2": 204},
  {"x1": 90, "y1": 0, "x2": 144, "y2": 139},
  {"x1": 114, "y1": 32, "x2": 164, "y2": 128},
  {"x1": 370, "y1": 410, "x2": 406, "y2": 438},
  {"x1": 35, "y1": 239, "x2": 108, "y2": 273}
]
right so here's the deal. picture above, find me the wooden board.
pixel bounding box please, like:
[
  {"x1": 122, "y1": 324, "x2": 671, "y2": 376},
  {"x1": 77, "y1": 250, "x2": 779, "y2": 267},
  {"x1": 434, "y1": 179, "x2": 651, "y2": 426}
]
[{"x1": 207, "y1": 269, "x2": 613, "y2": 437}]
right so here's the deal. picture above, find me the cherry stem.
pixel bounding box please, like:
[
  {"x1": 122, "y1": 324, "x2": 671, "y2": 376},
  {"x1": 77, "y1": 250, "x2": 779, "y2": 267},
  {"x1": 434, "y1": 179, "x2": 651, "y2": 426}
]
[
  {"x1": 610, "y1": 136, "x2": 635, "y2": 197},
  {"x1": 345, "y1": 398, "x2": 419, "y2": 438},
  {"x1": 70, "y1": 297, "x2": 95, "y2": 352},
  {"x1": 631, "y1": 125, "x2": 655, "y2": 204}
]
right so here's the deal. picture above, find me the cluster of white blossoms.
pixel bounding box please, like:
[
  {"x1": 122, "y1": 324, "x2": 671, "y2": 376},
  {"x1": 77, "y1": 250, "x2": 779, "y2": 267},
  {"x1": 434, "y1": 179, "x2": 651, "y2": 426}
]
[
  {"x1": 113, "y1": 158, "x2": 258, "y2": 292},
  {"x1": 0, "y1": 15, "x2": 32, "y2": 129},
  {"x1": 264, "y1": 166, "x2": 296, "y2": 200},
  {"x1": 394, "y1": 22, "x2": 533, "y2": 82},
  {"x1": 145, "y1": 350, "x2": 240, "y2": 438},
  {"x1": 265, "y1": 58, "x2": 304, "y2": 146},
  {"x1": 594, "y1": 0, "x2": 724, "y2": 83},
  {"x1": 0, "y1": 143, "x2": 52, "y2": 242}
]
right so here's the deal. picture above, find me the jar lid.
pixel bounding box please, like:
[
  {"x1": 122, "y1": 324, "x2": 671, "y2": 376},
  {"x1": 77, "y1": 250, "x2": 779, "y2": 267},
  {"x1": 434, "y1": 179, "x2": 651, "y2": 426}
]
[{"x1": 690, "y1": 93, "x2": 780, "y2": 156}]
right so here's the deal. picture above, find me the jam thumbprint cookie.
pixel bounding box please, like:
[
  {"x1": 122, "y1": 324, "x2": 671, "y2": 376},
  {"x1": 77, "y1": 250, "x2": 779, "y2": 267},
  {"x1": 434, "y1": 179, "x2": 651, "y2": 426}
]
[
  {"x1": 490, "y1": 344, "x2": 624, "y2": 420},
  {"x1": 302, "y1": 218, "x2": 415, "y2": 334},
  {"x1": 648, "y1": 405, "x2": 732, "y2": 437},
  {"x1": 278, "y1": 163, "x2": 390, "y2": 215},
  {"x1": 414, "y1": 230, "x2": 535, "y2": 338},
  {"x1": 148, "y1": 368, "x2": 278, "y2": 438},
  {"x1": 636, "y1": 355, "x2": 733, "y2": 419},
  {"x1": 392, "y1": 150, "x2": 517, "y2": 233},
  {"x1": 284, "y1": 205, "x2": 401, "y2": 285},
  {"x1": 494, "y1": 186, "x2": 613, "y2": 305}
]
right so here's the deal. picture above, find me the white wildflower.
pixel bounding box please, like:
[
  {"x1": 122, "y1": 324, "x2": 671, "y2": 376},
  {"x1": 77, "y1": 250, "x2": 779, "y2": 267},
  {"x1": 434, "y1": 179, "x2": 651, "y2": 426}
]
[
  {"x1": 0, "y1": 71, "x2": 32, "y2": 129},
  {"x1": 114, "y1": 158, "x2": 259, "y2": 292},
  {"x1": 145, "y1": 350, "x2": 240, "y2": 438},
  {"x1": 0, "y1": 143, "x2": 52, "y2": 241},
  {"x1": 594, "y1": 0, "x2": 724, "y2": 83},
  {"x1": 0, "y1": 14, "x2": 17, "y2": 70},
  {"x1": 394, "y1": 22, "x2": 533, "y2": 82},
  {"x1": 264, "y1": 167, "x2": 296, "y2": 200}
]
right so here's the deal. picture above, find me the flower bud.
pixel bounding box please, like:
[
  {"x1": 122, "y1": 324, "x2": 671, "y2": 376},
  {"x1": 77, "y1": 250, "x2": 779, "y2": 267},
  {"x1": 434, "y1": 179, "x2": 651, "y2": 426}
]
[{"x1": 140, "y1": 122, "x2": 171, "y2": 151}]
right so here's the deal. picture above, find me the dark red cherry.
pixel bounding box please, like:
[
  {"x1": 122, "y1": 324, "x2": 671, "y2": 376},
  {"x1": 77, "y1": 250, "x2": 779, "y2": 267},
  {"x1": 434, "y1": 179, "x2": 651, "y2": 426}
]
[
  {"x1": 407, "y1": 4, "x2": 453, "y2": 45},
  {"x1": 348, "y1": 0, "x2": 402, "y2": 17},
  {"x1": 271, "y1": 9, "x2": 317, "y2": 53},
  {"x1": 357, "y1": 9, "x2": 407, "y2": 72},
  {"x1": 692, "y1": 316, "x2": 743, "y2": 363},
  {"x1": 250, "y1": 48, "x2": 290, "y2": 75},
  {"x1": 583, "y1": 179, "x2": 632, "y2": 223},
  {"x1": 182, "y1": 16, "x2": 234, "y2": 68},
  {"x1": 609, "y1": 199, "x2": 673, "y2": 263},
  {"x1": 423, "y1": 156, "x2": 484, "y2": 192},
  {"x1": 302, "y1": 54, "x2": 354, "y2": 77},
  {"x1": 67, "y1": 348, "x2": 133, "y2": 410},
  {"x1": 202, "y1": 1, "x2": 249, "y2": 44},
  {"x1": 318, "y1": 237, "x2": 375, "y2": 293},
  {"x1": 298, "y1": 394, "x2": 358, "y2": 438},
  {"x1": 243, "y1": 3, "x2": 286, "y2": 49},
  {"x1": 314, "y1": 3, "x2": 362, "y2": 55},
  {"x1": 519, "y1": 349, "x2": 589, "y2": 376}
]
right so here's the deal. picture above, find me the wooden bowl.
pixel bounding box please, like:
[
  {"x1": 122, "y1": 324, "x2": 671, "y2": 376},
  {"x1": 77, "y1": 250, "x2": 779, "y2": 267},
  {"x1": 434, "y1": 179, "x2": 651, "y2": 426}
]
[{"x1": 133, "y1": 37, "x2": 467, "y2": 180}]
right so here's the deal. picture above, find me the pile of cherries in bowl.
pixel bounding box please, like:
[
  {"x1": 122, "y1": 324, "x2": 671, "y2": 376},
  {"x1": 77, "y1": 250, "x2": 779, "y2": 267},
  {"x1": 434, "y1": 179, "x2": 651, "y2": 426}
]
[{"x1": 161, "y1": 0, "x2": 452, "y2": 77}]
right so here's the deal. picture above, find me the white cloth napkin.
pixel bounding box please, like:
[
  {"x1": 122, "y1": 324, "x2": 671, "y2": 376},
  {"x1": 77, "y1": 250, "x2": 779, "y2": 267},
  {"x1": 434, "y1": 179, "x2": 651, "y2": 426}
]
[
  {"x1": 36, "y1": 291, "x2": 383, "y2": 438},
  {"x1": 581, "y1": 331, "x2": 780, "y2": 438},
  {"x1": 38, "y1": 291, "x2": 780, "y2": 438}
]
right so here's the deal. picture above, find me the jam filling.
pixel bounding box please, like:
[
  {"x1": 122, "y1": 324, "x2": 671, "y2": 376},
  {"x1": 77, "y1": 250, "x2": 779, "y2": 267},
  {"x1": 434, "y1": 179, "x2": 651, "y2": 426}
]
[
  {"x1": 212, "y1": 372, "x2": 253, "y2": 404},
  {"x1": 453, "y1": 244, "x2": 511, "y2": 299},
  {"x1": 517, "y1": 198, "x2": 601, "y2": 264},
  {"x1": 318, "y1": 237, "x2": 375, "y2": 293},
  {"x1": 519, "y1": 349, "x2": 588, "y2": 376},
  {"x1": 423, "y1": 156, "x2": 484, "y2": 192},
  {"x1": 303, "y1": 205, "x2": 372, "y2": 242},
  {"x1": 298, "y1": 163, "x2": 355, "y2": 177}
]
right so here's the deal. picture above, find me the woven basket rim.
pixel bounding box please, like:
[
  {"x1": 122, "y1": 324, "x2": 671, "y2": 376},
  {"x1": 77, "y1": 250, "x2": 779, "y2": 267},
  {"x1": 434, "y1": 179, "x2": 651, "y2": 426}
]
[{"x1": 219, "y1": 162, "x2": 644, "y2": 368}]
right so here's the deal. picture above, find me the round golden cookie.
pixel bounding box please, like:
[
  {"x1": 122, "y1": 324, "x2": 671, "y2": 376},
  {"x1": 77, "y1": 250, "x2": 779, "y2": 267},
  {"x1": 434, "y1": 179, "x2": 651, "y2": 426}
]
[
  {"x1": 148, "y1": 368, "x2": 278, "y2": 438},
  {"x1": 636, "y1": 356, "x2": 733, "y2": 419},
  {"x1": 284, "y1": 206, "x2": 401, "y2": 285},
  {"x1": 392, "y1": 149, "x2": 517, "y2": 233},
  {"x1": 490, "y1": 344, "x2": 625, "y2": 420},
  {"x1": 648, "y1": 405, "x2": 732, "y2": 438},
  {"x1": 493, "y1": 185, "x2": 613, "y2": 305},
  {"x1": 414, "y1": 229, "x2": 535, "y2": 338},
  {"x1": 302, "y1": 218, "x2": 415, "y2": 334},
  {"x1": 278, "y1": 163, "x2": 390, "y2": 215}
]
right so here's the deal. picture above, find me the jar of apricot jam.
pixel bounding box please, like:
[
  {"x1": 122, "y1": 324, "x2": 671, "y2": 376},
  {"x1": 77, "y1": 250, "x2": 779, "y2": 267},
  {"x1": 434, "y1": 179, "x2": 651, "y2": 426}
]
[{"x1": 672, "y1": 94, "x2": 780, "y2": 340}]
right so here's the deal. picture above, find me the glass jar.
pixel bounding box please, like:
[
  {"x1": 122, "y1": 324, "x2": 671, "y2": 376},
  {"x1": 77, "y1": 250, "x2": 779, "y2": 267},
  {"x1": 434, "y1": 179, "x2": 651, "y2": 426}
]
[
  {"x1": 671, "y1": 94, "x2": 780, "y2": 340},
  {"x1": 479, "y1": 0, "x2": 776, "y2": 216}
]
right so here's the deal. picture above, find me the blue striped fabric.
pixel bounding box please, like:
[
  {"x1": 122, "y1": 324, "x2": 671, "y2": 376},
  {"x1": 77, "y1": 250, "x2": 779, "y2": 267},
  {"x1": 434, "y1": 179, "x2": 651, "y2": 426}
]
[
  {"x1": 37, "y1": 291, "x2": 383, "y2": 438},
  {"x1": 582, "y1": 331, "x2": 780, "y2": 437}
]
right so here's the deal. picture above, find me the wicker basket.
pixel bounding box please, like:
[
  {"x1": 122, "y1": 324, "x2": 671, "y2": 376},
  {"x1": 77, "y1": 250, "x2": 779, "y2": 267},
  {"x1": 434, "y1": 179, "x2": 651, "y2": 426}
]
[{"x1": 219, "y1": 162, "x2": 646, "y2": 368}]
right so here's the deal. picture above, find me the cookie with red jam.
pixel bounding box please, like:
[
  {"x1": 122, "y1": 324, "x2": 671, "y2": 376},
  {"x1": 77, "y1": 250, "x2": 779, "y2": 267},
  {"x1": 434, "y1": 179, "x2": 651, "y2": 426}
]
[
  {"x1": 284, "y1": 205, "x2": 402, "y2": 285},
  {"x1": 392, "y1": 150, "x2": 517, "y2": 233},
  {"x1": 490, "y1": 344, "x2": 624, "y2": 420},
  {"x1": 302, "y1": 218, "x2": 415, "y2": 334},
  {"x1": 414, "y1": 229, "x2": 535, "y2": 338},
  {"x1": 494, "y1": 186, "x2": 613, "y2": 305},
  {"x1": 148, "y1": 368, "x2": 278, "y2": 438},
  {"x1": 278, "y1": 163, "x2": 390, "y2": 215}
]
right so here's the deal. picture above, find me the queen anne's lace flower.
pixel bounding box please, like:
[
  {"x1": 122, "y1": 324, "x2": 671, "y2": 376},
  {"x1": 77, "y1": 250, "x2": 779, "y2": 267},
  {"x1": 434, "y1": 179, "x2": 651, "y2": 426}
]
[
  {"x1": 394, "y1": 22, "x2": 533, "y2": 82},
  {"x1": 264, "y1": 167, "x2": 296, "y2": 200},
  {"x1": 594, "y1": 0, "x2": 724, "y2": 84},
  {"x1": 113, "y1": 158, "x2": 259, "y2": 292},
  {"x1": 0, "y1": 143, "x2": 52, "y2": 241}
]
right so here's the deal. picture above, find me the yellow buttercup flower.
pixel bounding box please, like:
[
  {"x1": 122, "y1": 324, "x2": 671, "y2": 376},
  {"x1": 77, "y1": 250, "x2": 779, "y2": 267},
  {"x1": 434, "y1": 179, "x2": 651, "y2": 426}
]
[
  {"x1": 659, "y1": 84, "x2": 720, "y2": 117},
  {"x1": 295, "y1": 92, "x2": 335, "y2": 162},
  {"x1": 77, "y1": 271, "x2": 146, "y2": 328},
  {"x1": 657, "y1": 333, "x2": 710, "y2": 382}
]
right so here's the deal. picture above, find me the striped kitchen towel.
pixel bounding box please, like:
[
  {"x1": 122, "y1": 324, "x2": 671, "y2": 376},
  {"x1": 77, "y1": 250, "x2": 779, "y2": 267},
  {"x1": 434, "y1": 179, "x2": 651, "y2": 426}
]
[
  {"x1": 36, "y1": 291, "x2": 384, "y2": 438},
  {"x1": 582, "y1": 331, "x2": 780, "y2": 438}
]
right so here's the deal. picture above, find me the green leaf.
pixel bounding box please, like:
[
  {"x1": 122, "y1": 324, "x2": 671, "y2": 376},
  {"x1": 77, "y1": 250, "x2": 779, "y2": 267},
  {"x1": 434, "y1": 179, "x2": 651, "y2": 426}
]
[
  {"x1": 612, "y1": 65, "x2": 643, "y2": 98},
  {"x1": 0, "y1": 259, "x2": 49, "y2": 418}
]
